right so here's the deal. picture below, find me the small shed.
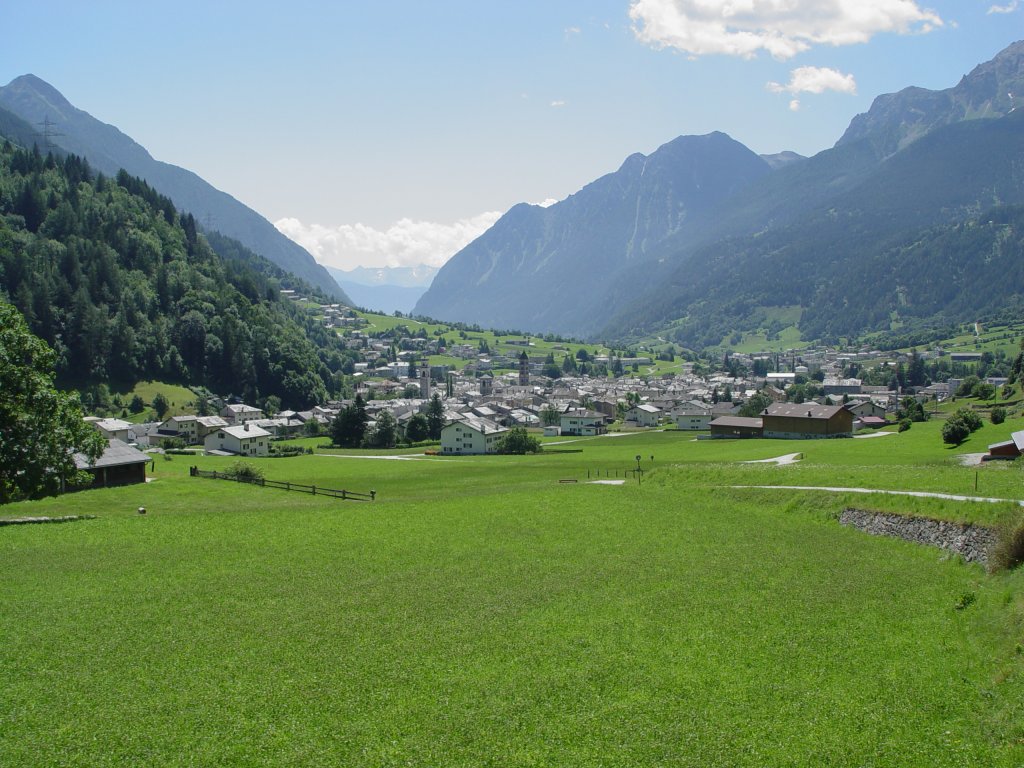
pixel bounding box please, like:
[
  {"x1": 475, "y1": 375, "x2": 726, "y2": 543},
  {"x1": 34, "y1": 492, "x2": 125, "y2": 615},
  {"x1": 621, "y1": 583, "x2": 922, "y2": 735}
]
[
  {"x1": 709, "y1": 416, "x2": 764, "y2": 439},
  {"x1": 73, "y1": 439, "x2": 150, "y2": 488}
]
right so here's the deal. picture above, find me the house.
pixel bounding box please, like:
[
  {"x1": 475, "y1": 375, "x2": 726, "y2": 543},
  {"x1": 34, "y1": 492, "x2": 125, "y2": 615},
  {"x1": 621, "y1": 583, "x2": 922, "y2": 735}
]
[
  {"x1": 203, "y1": 424, "x2": 271, "y2": 456},
  {"x1": 220, "y1": 403, "x2": 263, "y2": 425},
  {"x1": 626, "y1": 403, "x2": 662, "y2": 427},
  {"x1": 559, "y1": 409, "x2": 607, "y2": 437},
  {"x1": 89, "y1": 418, "x2": 135, "y2": 442},
  {"x1": 823, "y1": 378, "x2": 863, "y2": 396},
  {"x1": 73, "y1": 439, "x2": 150, "y2": 488},
  {"x1": 709, "y1": 416, "x2": 763, "y2": 438},
  {"x1": 158, "y1": 415, "x2": 200, "y2": 444},
  {"x1": 845, "y1": 400, "x2": 887, "y2": 420},
  {"x1": 673, "y1": 402, "x2": 712, "y2": 431},
  {"x1": 440, "y1": 417, "x2": 508, "y2": 455},
  {"x1": 762, "y1": 403, "x2": 854, "y2": 439}
]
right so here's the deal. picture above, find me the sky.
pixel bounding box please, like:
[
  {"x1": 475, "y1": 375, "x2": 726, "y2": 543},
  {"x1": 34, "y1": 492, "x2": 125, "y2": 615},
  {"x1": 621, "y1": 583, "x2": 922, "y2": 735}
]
[{"x1": 2, "y1": 1, "x2": 1021, "y2": 272}]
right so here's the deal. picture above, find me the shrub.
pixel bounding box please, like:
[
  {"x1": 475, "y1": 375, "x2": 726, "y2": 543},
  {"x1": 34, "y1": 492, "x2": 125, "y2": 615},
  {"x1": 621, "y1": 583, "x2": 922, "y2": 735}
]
[
  {"x1": 898, "y1": 418, "x2": 912, "y2": 433},
  {"x1": 990, "y1": 515, "x2": 1024, "y2": 572},
  {"x1": 227, "y1": 461, "x2": 264, "y2": 482},
  {"x1": 991, "y1": 407, "x2": 1007, "y2": 425},
  {"x1": 942, "y1": 419, "x2": 969, "y2": 445},
  {"x1": 496, "y1": 427, "x2": 542, "y2": 455}
]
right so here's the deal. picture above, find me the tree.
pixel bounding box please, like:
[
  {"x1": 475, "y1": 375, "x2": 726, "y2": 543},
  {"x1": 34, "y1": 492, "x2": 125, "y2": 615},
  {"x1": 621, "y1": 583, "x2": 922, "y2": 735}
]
[
  {"x1": 331, "y1": 394, "x2": 369, "y2": 448},
  {"x1": 540, "y1": 404, "x2": 561, "y2": 426},
  {"x1": 405, "y1": 413, "x2": 429, "y2": 443},
  {"x1": 990, "y1": 407, "x2": 1007, "y2": 425},
  {"x1": 495, "y1": 427, "x2": 542, "y2": 454},
  {"x1": 426, "y1": 393, "x2": 445, "y2": 440},
  {"x1": 129, "y1": 394, "x2": 145, "y2": 414},
  {"x1": 0, "y1": 303, "x2": 106, "y2": 503},
  {"x1": 367, "y1": 409, "x2": 397, "y2": 449},
  {"x1": 152, "y1": 392, "x2": 169, "y2": 420}
]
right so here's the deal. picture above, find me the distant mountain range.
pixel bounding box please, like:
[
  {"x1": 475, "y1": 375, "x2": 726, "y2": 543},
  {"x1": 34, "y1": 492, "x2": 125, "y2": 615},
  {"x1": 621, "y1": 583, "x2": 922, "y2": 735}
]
[
  {"x1": 0, "y1": 75, "x2": 350, "y2": 305},
  {"x1": 326, "y1": 265, "x2": 437, "y2": 314},
  {"x1": 415, "y1": 40, "x2": 1024, "y2": 348}
]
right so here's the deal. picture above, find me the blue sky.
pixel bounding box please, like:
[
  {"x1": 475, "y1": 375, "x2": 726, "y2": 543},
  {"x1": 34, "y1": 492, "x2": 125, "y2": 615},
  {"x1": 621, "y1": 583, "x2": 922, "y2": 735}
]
[{"x1": 2, "y1": 1, "x2": 1021, "y2": 269}]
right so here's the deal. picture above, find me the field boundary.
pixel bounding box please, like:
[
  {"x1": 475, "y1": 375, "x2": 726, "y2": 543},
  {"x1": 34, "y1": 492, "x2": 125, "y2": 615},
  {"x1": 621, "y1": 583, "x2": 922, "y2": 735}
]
[{"x1": 189, "y1": 467, "x2": 375, "y2": 501}]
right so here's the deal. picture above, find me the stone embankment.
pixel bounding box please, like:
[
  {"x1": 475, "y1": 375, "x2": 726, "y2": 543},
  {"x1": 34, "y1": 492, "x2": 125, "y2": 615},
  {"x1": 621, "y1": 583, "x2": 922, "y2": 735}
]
[{"x1": 839, "y1": 508, "x2": 998, "y2": 565}]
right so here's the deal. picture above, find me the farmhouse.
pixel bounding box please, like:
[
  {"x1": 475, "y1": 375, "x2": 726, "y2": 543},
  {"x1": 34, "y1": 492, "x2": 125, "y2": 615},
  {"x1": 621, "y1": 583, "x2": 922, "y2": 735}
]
[
  {"x1": 73, "y1": 438, "x2": 150, "y2": 488},
  {"x1": 762, "y1": 403, "x2": 854, "y2": 439},
  {"x1": 440, "y1": 417, "x2": 508, "y2": 455},
  {"x1": 203, "y1": 424, "x2": 271, "y2": 456}
]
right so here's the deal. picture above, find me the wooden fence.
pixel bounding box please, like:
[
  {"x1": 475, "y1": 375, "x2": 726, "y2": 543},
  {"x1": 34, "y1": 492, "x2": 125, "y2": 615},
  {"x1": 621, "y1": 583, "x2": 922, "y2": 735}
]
[{"x1": 190, "y1": 467, "x2": 375, "y2": 501}]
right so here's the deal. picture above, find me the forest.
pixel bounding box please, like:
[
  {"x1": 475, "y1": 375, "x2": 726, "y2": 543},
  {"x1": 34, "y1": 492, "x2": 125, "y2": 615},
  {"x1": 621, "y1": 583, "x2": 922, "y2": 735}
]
[{"x1": 0, "y1": 142, "x2": 357, "y2": 409}]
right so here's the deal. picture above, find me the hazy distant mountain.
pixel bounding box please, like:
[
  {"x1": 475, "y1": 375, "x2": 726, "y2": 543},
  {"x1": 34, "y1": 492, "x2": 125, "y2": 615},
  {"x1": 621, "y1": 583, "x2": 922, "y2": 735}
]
[
  {"x1": 759, "y1": 151, "x2": 805, "y2": 170},
  {"x1": 0, "y1": 75, "x2": 349, "y2": 304},
  {"x1": 414, "y1": 132, "x2": 772, "y2": 337},
  {"x1": 325, "y1": 265, "x2": 436, "y2": 314}
]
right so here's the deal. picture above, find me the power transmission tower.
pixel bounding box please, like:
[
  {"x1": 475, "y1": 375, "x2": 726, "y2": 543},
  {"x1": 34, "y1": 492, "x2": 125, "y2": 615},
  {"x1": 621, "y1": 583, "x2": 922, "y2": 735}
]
[{"x1": 37, "y1": 116, "x2": 64, "y2": 152}]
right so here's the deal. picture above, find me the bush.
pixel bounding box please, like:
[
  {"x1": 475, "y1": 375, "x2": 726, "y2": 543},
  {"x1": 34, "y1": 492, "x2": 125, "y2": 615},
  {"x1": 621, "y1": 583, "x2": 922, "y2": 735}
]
[
  {"x1": 226, "y1": 461, "x2": 264, "y2": 482},
  {"x1": 898, "y1": 418, "x2": 912, "y2": 433},
  {"x1": 942, "y1": 419, "x2": 970, "y2": 445},
  {"x1": 496, "y1": 427, "x2": 542, "y2": 455},
  {"x1": 990, "y1": 515, "x2": 1024, "y2": 572},
  {"x1": 991, "y1": 407, "x2": 1007, "y2": 425}
]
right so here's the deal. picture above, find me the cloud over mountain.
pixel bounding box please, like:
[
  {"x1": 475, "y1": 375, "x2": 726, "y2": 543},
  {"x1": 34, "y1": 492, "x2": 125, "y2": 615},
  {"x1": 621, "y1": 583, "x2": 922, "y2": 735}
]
[{"x1": 275, "y1": 211, "x2": 502, "y2": 271}]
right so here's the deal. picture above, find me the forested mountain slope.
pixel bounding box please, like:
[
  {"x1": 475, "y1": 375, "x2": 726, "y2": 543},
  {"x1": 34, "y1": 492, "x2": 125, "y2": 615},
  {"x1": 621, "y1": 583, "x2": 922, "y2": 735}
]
[{"x1": 0, "y1": 142, "x2": 354, "y2": 408}]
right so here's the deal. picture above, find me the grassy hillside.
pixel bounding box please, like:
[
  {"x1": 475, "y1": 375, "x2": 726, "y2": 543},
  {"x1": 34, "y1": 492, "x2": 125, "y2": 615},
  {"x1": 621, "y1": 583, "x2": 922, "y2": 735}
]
[{"x1": 3, "y1": 424, "x2": 1023, "y2": 766}]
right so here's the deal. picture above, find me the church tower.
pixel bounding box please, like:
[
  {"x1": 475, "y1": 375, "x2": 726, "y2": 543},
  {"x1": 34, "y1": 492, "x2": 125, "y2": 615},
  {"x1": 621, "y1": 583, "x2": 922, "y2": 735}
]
[{"x1": 518, "y1": 351, "x2": 529, "y2": 387}]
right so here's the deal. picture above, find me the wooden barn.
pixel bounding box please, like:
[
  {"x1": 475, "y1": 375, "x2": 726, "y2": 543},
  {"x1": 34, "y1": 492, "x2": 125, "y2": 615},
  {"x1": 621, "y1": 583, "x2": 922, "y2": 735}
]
[{"x1": 73, "y1": 439, "x2": 150, "y2": 488}]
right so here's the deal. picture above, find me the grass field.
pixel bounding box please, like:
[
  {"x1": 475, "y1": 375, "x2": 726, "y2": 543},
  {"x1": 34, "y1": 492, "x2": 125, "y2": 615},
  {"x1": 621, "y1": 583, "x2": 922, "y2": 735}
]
[{"x1": 3, "y1": 422, "x2": 1024, "y2": 766}]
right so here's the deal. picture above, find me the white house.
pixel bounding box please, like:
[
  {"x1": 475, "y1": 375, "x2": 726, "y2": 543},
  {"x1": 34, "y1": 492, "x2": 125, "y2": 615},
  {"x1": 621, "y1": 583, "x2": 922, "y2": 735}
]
[
  {"x1": 674, "y1": 403, "x2": 713, "y2": 431},
  {"x1": 626, "y1": 403, "x2": 662, "y2": 427},
  {"x1": 220, "y1": 403, "x2": 263, "y2": 425},
  {"x1": 559, "y1": 409, "x2": 607, "y2": 437},
  {"x1": 204, "y1": 424, "x2": 271, "y2": 456},
  {"x1": 440, "y1": 417, "x2": 508, "y2": 455},
  {"x1": 90, "y1": 417, "x2": 134, "y2": 442}
]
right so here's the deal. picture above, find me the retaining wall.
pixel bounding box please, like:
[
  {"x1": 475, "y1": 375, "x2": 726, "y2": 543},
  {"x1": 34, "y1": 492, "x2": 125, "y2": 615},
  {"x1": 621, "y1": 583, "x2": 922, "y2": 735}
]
[{"x1": 838, "y1": 508, "x2": 998, "y2": 565}]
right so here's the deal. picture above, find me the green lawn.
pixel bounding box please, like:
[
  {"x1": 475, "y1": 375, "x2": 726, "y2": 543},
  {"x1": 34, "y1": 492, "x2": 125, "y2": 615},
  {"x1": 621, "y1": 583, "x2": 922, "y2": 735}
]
[{"x1": 2, "y1": 428, "x2": 1024, "y2": 766}]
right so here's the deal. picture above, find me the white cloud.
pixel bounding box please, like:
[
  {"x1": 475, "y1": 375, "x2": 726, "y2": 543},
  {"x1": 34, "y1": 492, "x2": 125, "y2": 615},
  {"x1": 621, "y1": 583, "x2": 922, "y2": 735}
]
[
  {"x1": 565, "y1": 25, "x2": 582, "y2": 36},
  {"x1": 767, "y1": 66, "x2": 857, "y2": 96},
  {"x1": 988, "y1": 1, "x2": 1019, "y2": 13},
  {"x1": 275, "y1": 211, "x2": 502, "y2": 271},
  {"x1": 789, "y1": 99, "x2": 801, "y2": 111},
  {"x1": 550, "y1": 99, "x2": 567, "y2": 107},
  {"x1": 629, "y1": 0, "x2": 944, "y2": 60},
  {"x1": 533, "y1": 198, "x2": 559, "y2": 208}
]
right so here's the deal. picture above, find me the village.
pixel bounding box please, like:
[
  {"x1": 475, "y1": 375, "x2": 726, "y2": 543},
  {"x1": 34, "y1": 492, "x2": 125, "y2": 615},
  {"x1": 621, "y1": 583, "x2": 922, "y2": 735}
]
[{"x1": 72, "y1": 309, "x2": 1018, "y2": 487}]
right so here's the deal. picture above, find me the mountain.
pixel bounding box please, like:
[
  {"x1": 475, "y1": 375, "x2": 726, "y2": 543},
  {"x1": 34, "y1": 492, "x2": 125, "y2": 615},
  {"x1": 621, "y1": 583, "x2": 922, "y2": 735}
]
[
  {"x1": 604, "y1": 108, "x2": 1024, "y2": 347},
  {"x1": 415, "y1": 39, "x2": 1024, "y2": 347},
  {"x1": 837, "y1": 39, "x2": 1024, "y2": 157},
  {"x1": 414, "y1": 132, "x2": 772, "y2": 337},
  {"x1": 0, "y1": 142, "x2": 353, "y2": 408},
  {"x1": 0, "y1": 75, "x2": 350, "y2": 304},
  {"x1": 325, "y1": 265, "x2": 436, "y2": 314}
]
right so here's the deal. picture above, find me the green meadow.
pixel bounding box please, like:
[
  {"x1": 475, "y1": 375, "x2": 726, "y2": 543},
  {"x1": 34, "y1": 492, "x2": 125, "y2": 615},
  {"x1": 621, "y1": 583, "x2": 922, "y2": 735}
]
[{"x1": 3, "y1": 420, "x2": 1024, "y2": 766}]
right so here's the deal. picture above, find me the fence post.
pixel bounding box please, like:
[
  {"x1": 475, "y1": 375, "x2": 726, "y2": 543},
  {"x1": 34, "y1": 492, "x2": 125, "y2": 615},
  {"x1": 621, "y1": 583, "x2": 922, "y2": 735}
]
[
  {"x1": 371, "y1": 490, "x2": 376, "y2": 501},
  {"x1": 286, "y1": 482, "x2": 290, "y2": 491},
  {"x1": 341, "y1": 490, "x2": 346, "y2": 500},
  {"x1": 312, "y1": 485, "x2": 316, "y2": 496}
]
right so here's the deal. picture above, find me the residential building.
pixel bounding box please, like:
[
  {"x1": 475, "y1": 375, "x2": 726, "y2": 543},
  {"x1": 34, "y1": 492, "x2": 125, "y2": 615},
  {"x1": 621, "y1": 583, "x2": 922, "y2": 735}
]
[
  {"x1": 204, "y1": 424, "x2": 271, "y2": 456},
  {"x1": 440, "y1": 417, "x2": 508, "y2": 455}
]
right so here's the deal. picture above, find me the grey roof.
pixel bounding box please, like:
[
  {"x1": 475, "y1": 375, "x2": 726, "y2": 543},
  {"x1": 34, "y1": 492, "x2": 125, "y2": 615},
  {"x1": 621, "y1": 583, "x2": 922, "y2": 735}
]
[
  {"x1": 765, "y1": 403, "x2": 847, "y2": 420},
  {"x1": 710, "y1": 416, "x2": 763, "y2": 429},
  {"x1": 74, "y1": 439, "x2": 150, "y2": 470}
]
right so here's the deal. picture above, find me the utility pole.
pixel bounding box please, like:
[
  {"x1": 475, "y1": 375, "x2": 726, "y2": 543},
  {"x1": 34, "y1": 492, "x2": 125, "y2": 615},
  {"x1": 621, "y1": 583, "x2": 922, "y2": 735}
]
[{"x1": 37, "y1": 116, "x2": 64, "y2": 152}]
